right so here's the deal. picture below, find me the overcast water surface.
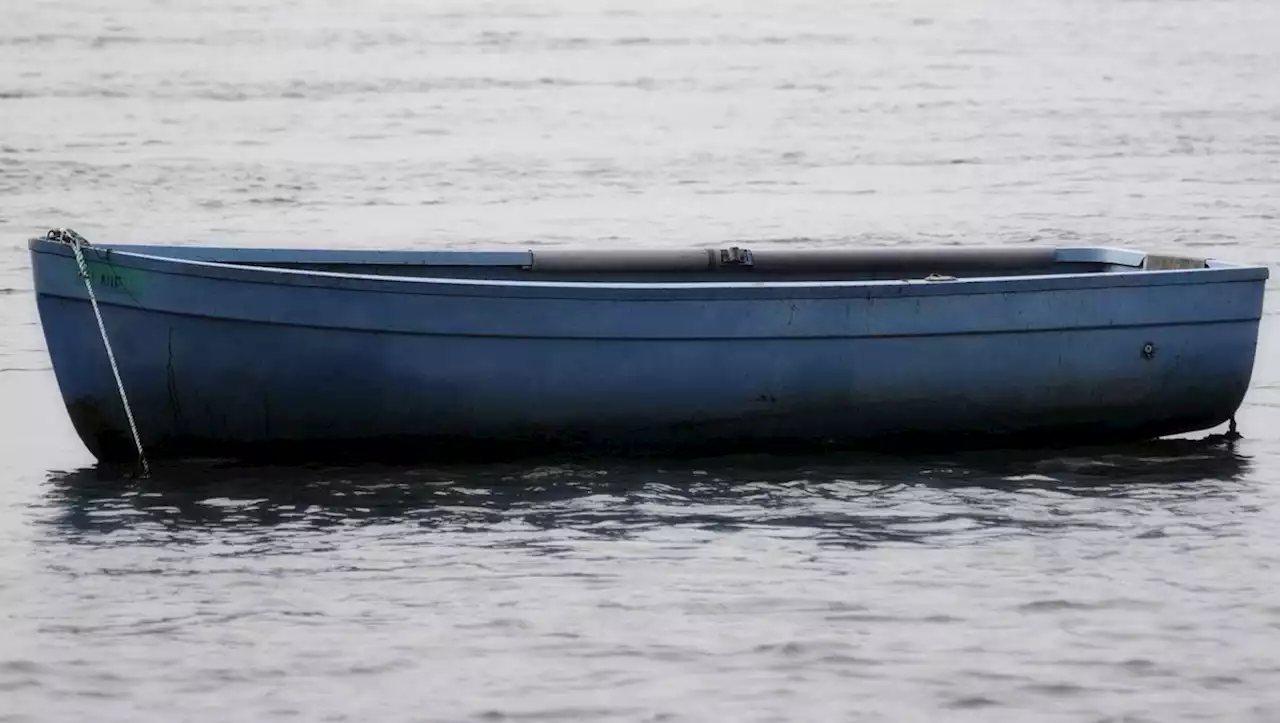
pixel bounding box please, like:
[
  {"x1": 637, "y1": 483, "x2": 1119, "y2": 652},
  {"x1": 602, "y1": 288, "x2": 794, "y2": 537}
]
[{"x1": 2, "y1": 1, "x2": 1280, "y2": 721}]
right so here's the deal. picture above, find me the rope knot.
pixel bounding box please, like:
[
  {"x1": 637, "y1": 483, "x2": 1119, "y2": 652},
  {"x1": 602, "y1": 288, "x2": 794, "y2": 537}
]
[{"x1": 46, "y1": 228, "x2": 91, "y2": 247}]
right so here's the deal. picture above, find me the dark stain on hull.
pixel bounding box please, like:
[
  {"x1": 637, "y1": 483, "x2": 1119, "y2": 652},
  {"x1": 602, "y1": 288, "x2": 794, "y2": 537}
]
[
  {"x1": 66, "y1": 395, "x2": 137, "y2": 464},
  {"x1": 166, "y1": 328, "x2": 187, "y2": 433}
]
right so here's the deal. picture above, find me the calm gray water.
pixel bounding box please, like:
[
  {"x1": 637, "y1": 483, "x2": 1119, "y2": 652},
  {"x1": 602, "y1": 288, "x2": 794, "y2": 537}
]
[{"x1": 3, "y1": 1, "x2": 1280, "y2": 720}]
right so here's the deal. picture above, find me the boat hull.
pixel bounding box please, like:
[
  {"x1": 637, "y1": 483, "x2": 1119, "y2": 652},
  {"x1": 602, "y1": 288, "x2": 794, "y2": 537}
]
[{"x1": 29, "y1": 239, "x2": 1268, "y2": 462}]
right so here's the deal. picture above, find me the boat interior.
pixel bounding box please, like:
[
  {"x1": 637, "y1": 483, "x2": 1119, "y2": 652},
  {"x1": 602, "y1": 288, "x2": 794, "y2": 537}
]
[{"x1": 90, "y1": 244, "x2": 1216, "y2": 283}]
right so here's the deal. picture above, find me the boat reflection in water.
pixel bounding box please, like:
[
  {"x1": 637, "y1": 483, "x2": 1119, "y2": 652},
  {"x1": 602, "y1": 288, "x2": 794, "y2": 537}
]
[{"x1": 41, "y1": 436, "x2": 1253, "y2": 550}]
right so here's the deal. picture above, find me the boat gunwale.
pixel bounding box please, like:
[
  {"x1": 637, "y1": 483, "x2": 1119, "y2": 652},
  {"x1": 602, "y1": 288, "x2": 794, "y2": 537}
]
[
  {"x1": 28, "y1": 238, "x2": 1270, "y2": 302},
  {"x1": 26, "y1": 296, "x2": 1267, "y2": 340}
]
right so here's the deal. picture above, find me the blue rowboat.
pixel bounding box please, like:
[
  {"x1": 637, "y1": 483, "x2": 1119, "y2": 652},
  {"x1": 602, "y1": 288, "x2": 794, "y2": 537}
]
[{"x1": 27, "y1": 230, "x2": 1269, "y2": 465}]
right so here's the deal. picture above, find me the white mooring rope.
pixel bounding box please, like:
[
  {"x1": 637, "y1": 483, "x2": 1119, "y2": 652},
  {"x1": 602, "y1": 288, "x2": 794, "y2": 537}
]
[{"x1": 49, "y1": 228, "x2": 150, "y2": 476}]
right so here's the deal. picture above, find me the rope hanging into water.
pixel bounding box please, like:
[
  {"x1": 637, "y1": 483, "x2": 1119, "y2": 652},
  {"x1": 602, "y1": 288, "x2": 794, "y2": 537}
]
[{"x1": 47, "y1": 228, "x2": 150, "y2": 477}]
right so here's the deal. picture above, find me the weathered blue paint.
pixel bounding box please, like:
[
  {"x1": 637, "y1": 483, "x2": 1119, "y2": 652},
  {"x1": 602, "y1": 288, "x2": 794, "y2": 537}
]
[{"x1": 27, "y1": 237, "x2": 1269, "y2": 463}]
